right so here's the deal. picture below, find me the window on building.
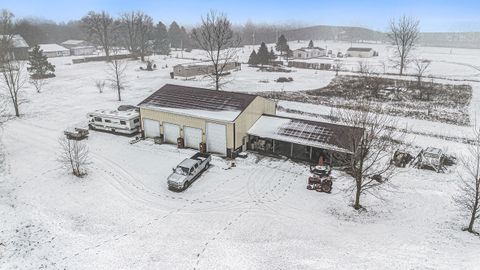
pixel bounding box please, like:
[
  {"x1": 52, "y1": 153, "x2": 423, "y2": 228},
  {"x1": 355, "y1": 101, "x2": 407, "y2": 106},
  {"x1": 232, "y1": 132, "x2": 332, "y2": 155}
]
[{"x1": 120, "y1": 120, "x2": 126, "y2": 125}]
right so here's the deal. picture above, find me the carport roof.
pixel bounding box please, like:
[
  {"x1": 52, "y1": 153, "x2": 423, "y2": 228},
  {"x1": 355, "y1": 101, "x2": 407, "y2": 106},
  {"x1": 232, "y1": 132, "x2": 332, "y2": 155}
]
[
  {"x1": 138, "y1": 84, "x2": 258, "y2": 122},
  {"x1": 248, "y1": 115, "x2": 365, "y2": 154}
]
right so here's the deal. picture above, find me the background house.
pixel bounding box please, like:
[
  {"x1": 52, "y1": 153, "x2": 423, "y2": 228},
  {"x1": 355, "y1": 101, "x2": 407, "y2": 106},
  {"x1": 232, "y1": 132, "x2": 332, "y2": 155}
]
[
  {"x1": 346, "y1": 47, "x2": 376, "y2": 58},
  {"x1": 292, "y1": 47, "x2": 326, "y2": 59},
  {"x1": 61, "y1": 40, "x2": 96, "y2": 56},
  {"x1": 38, "y1": 44, "x2": 71, "y2": 57},
  {"x1": 0, "y1": 34, "x2": 29, "y2": 60}
]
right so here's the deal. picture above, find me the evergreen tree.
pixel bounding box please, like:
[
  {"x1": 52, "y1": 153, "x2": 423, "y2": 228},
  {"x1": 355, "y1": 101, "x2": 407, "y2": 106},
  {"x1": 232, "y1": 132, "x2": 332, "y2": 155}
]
[
  {"x1": 308, "y1": 40, "x2": 314, "y2": 48},
  {"x1": 269, "y1": 48, "x2": 277, "y2": 62},
  {"x1": 275, "y1": 34, "x2": 288, "y2": 55},
  {"x1": 168, "y1": 21, "x2": 183, "y2": 48},
  {"x1": 27, "y1": 45, "x2": 55, "y2": 79},
  {"x1": 153, "y1": 21, "x2": 170, "y2": 55},
  {"x1": 256, "y1": 42, "x2": 270, "y2": 66},
  {"x1": 248, "y1": 49, "x2": 258, "y2": 65}
]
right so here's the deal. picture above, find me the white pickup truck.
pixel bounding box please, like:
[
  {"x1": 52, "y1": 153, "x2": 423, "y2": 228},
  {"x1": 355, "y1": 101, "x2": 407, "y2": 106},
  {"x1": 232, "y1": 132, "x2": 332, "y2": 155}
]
[{"x1": 167, "y1": 153, "x2": 211, "y2": 191}]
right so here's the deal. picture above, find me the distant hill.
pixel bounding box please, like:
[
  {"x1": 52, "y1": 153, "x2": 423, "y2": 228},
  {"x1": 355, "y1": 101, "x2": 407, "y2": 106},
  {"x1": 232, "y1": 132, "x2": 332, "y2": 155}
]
[
  {"x1": 282, "y1": 25, "x2": 480, "y2": 49},
  {"x1": 282, "y1": 25, "x2": 385, "y2": 43}
]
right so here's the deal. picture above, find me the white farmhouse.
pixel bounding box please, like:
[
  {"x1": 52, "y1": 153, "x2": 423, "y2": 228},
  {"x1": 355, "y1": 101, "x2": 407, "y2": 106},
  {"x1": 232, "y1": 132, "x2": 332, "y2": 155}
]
[
  {"x1": 346, "y1": 47, "x2": 376, "y2": 58},
  {"x1": 38, "y1": 44, "x2": 70, "y2": 58},
  {"x1": 292, "y1": 47, "x2": 326, "y2": 59}
]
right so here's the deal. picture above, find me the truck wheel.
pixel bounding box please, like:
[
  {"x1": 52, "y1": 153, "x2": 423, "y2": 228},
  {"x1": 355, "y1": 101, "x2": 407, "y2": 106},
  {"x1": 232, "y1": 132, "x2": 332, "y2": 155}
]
[{"x1": 183, "y1": 181, "x2": 190, "y2": 189}]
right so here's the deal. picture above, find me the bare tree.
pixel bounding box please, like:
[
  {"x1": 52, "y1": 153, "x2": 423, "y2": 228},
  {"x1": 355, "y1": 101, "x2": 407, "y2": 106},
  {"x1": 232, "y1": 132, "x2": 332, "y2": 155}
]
[
  {"x1": 387, "y1": 15, "x2": 420, "y2": 76},
  {"x1": 333, "y1": 59, "x2": 343, "y2": 76},
  {"x1": 106, "y1": 50, "x2": 127, "y2": 101},
  {"x1": 412, "y1": 58, "x2": 431, "y2": 87},
  {"x1": 0, "y1": 60, "x2": 27, "y2": 117},
  {"x1": 58, "y1": 137, "x2": 89, "y2": 177},
  {"x1": 192, "y1": 10, "x2": 240, "y2": 90},
  {"x1": 29, "y1": 77, "x2": 48, "y2": 93},
  {"x1": 334, "y1": 101, "x2": 401, "y2": 210},
  {"x1": 0, "y1": 9, "x2": 14, "y2": 35},
  {"x1": 81, "y1": 11, "x2": 117, "y2": 58},
  {"x1": 94, "y1": 79, "x2": 106, "y2": 93},
  {"x1": 454, "y1": 126, "x2": 480, "y2": 234},
  {"x1": 120, "y1": 11, "x2": 154, "y2": 62}
]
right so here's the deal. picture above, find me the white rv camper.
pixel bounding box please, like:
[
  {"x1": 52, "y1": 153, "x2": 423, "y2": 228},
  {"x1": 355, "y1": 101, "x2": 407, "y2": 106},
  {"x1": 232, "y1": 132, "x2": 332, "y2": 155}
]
[{"x1": 87, "y1": 107, "x2": 140, "y2": 135}]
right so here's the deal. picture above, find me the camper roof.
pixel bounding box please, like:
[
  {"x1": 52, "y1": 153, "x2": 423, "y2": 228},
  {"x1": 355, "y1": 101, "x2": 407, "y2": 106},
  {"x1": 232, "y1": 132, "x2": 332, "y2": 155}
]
[{"x1": 88, "y1": 109, "x2": 139, "y2": 120}]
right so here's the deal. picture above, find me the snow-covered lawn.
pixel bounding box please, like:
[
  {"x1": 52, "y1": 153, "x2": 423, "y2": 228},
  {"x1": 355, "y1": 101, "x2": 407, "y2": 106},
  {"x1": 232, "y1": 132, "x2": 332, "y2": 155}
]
[{"x1": 1, "y1": 42, "x2": 480, "y2": 269}]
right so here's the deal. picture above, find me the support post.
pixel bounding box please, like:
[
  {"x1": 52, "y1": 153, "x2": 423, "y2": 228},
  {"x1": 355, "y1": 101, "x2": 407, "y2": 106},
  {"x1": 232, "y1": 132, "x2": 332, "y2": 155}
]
[
  {"x1": 272, "y1": 140, "x2": 276, "y2": 153},
  {"x1": 290, "y1": 143, "x2": 294, "y2": 157},
  {"x1": 309, "y1": 147, "x2": 313, "y2": 161}
]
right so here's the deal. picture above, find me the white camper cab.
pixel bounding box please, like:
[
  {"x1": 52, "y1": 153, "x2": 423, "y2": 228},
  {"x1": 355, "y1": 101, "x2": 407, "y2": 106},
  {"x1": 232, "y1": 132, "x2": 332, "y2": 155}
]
[{"x1": 87, "y1": 109, "x2": 140, "y2": 135}]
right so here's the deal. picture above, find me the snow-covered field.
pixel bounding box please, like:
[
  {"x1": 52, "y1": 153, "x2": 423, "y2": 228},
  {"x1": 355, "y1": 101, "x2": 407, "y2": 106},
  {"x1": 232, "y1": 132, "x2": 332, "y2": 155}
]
[{"x1": 1, "y1": 42, "x2": 480, "y2": 269}]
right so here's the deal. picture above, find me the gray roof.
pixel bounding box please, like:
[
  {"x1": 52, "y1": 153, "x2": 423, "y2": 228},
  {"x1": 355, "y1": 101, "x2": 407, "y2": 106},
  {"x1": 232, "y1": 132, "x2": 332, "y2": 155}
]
[
  {"x1": 347, "y1": 47, "x2": 373, "y2": 52},
  {"x1": 0, "y1": 34, "x2": 29, "y2": 48}
]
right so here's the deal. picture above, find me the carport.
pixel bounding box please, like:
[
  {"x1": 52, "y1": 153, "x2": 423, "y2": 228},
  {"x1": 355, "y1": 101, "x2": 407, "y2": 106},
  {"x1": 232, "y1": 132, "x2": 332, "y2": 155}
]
[{"x1": 247, "y1": 115, "x2": 364, "y2": 164}]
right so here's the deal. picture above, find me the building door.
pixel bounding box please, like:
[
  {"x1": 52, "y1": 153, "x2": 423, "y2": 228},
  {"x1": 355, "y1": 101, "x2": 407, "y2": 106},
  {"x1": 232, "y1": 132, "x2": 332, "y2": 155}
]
[
  {"x1": 206, "y1": 122, "x2": 227, "y2": 156},
  {"x1": 143, "y1": 119, "x2": 160, "y2": 138},
  {"x1": 163, "y1": 123, "x2": 180, "y2": 144},
  {"x1": 184, "y1": 126, "x2": 202, "y2": 149}
]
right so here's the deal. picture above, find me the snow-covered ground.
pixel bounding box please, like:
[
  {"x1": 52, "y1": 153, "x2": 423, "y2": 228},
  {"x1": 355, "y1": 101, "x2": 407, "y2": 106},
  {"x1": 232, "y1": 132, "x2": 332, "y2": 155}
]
[{"x1": 1, "y1": 42, "x2": 480, "y2": 269}]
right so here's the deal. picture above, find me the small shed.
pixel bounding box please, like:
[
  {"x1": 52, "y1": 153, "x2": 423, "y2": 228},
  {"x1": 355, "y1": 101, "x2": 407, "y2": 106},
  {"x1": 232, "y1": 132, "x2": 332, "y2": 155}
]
[
  {"x1": 173, "y1": 61, "x2": 241, "y2": 78},
  {"x1": 346, "y1": 47, "x2": 376, "y2": 58},
  {"x1": 61, "y1": 40, "x2": 91, "y2": 49},
  {"x1": 38, "y1": 44, "x2": 70, "y2": 58},
  {"x1": 0, "y1": 34, "x2": 29, "y2": 60}
]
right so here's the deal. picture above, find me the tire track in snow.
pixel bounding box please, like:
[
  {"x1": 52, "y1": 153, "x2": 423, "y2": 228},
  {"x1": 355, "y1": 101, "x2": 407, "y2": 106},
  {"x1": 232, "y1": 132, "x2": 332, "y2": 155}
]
[{"x1": 193, "y1": 164, "x2": 301, "y2": 270}]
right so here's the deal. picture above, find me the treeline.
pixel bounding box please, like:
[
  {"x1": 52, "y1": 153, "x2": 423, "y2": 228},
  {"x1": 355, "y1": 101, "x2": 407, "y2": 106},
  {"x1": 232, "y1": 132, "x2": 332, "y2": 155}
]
[{"x1": 6, "y1": 10, "x2": 304, "y2": 50}]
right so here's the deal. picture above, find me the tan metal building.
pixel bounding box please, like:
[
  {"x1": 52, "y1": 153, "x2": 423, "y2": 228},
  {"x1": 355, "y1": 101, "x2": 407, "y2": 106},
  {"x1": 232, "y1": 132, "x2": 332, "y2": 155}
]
[{"x1": 138, "y1": 84, "x2": 276, "y2": 157}]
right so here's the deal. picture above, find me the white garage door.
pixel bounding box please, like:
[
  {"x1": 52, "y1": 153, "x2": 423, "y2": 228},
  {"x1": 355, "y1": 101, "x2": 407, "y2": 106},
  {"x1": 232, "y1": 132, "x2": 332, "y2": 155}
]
[
  {"x1": 184, "y1": 127, "x2": 202, "y2": 149},
  {"x1": 163, "y1": 122, "x2": 180, "y2": 144},
  {"x1": 206, "y1": 122, "x2": 227, "y2": 156},
  {"x1": 143, "y1": 119, "x2": 160, "y2": 138}
]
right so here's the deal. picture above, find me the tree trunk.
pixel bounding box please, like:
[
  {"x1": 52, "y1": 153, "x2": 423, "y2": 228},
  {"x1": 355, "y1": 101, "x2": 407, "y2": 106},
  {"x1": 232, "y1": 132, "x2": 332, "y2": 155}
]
[
  {"x1": 354, "y1": 179, "x2": 362, "y2": 210},
  {"x1": 468, "y1": 195, "x2": 479, "y2": 233}
]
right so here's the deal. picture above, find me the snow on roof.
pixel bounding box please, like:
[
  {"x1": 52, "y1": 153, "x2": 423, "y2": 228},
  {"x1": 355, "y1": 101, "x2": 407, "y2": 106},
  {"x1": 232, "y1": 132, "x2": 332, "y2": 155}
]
[
  {"x1": 0, "y1": 34, "x2": 29, "y2": 48},
  {"x1": 248, "y1": 115, "x2": 364, "y2": 154},
  {"x1": 71, "y1": 45, "x2": 96, "y2": 50},
  {"x1": 138, "y1": 84, "x2": 257, "y2": 122},
  {"x1": 61, "y1": 40, "x2": 86, "y2": 45},
  {"x1": 347, "y1": 47, "x2": 373, "y2": 52},
  {"x1": 38, "y1": 44, "x2": 69, "y2": 52},
  {"x1": 294, "y1": 47, "x2": 325, "y2": 52},
  {"x1": 88, "y1": 109, "x2": 140, "y2": 120}
]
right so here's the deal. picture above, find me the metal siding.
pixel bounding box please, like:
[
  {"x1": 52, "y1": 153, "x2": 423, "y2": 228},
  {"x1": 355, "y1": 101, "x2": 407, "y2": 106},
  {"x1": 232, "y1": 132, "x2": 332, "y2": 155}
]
[
  {"x1": 140, "y1": 107, "x2": 235, "y2": 149},
  {"x1": 233, "y1": 97, "x2": 277, "y2": 148}
]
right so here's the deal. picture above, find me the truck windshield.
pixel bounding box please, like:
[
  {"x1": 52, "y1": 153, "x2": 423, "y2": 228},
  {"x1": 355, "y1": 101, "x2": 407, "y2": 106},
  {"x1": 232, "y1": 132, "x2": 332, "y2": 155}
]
[{"x1": 175, "y1": 166, "x2": 190, "y2": 175}]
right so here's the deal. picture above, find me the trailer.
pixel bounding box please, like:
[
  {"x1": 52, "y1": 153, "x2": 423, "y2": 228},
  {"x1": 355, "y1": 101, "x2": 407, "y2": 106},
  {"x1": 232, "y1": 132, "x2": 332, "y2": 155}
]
[
  {"x1": 412, "y1": 147, "x2": 446, "y2": 173},
  {"x1": 87, "y1": 107, "x2": 140, "y2": 135},
  {"x1": 64, "y1": 127, "x2": 89, "y2": 140}
]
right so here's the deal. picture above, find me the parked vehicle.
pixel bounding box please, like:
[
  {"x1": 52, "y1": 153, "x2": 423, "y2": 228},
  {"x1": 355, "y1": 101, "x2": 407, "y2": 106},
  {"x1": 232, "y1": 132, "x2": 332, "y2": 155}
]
[
  {"x1": 87, "y1": 107, "x2": 140, "y2": 135},
  {"x1": 307, "y1": 164, "x2": 333, "y2": 193},
  {"x1": 391, "y1": 149, "x2": 414, "y2": 168},
  {"x1": 64, "y1": 126, "x2": 89, "y2": 140},
  {"x1": 412, "y1": 147, "x2": 446, "y2": 173},
  {"x1": 167, "y1": 152, "x2": 212, "y2": 191}
]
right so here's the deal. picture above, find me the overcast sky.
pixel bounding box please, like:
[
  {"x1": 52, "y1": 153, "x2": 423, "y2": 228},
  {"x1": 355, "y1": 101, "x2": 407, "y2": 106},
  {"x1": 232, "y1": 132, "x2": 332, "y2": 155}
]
[{"x1": 2, "y1": 0, "x2": 480, "y2": 32}]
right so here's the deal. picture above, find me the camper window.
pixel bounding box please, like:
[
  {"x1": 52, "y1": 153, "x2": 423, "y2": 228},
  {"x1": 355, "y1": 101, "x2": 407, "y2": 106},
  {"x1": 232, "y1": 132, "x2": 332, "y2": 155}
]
[
  {"x1": 133, "y1": 119, "x2": 139, "y2": 123},
  {"x1": 105, "y1": 119, "x2": 111, "y2": 123},
  {"x1": 94, "y1": 117, "x2": 102, "y2": 122},
  {"x1": 120, "y1": 120, "x2": 126, "y2": 125}
]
